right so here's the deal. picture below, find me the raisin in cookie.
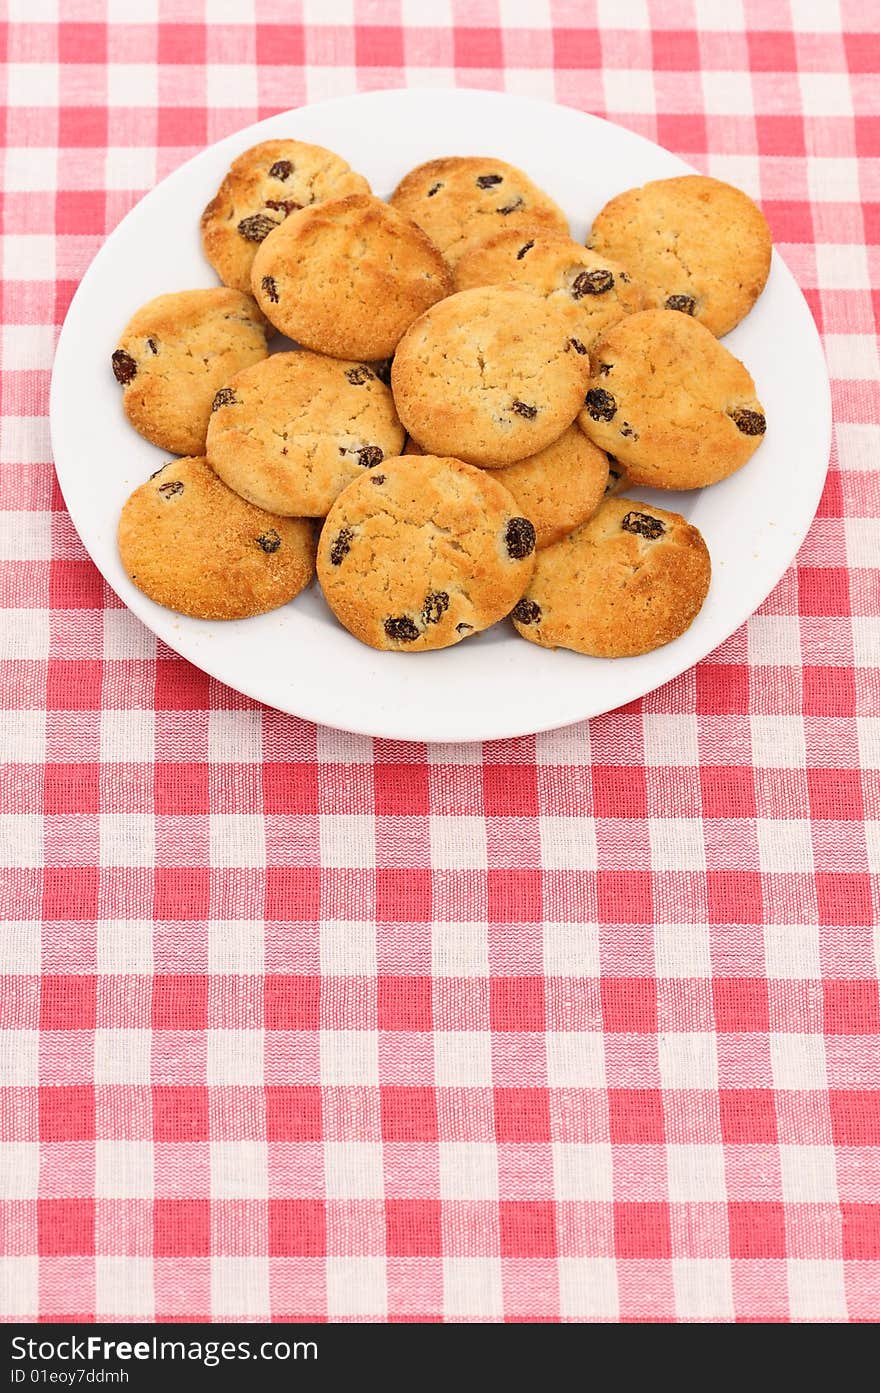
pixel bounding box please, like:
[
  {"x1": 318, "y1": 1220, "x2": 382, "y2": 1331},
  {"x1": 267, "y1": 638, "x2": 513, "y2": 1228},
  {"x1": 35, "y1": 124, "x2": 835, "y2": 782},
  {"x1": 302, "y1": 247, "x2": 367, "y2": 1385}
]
[
  {"x1": 588, "y1": 175, "x2": 772, "y2": 338},
  {"x1": 317, "y1": 453, "x2": 536, "y2": 652},
  {"x1": 250, "y1": 194, "x2": 452, "y2": 360},
  {"x1": 111, "y1": 289, "x2": 268, "y2": 456},
  {"x1": 207, "y1": 351, "x2": 405, "y2": 518},
  {"x1": 455, "y1": 229, "x2": 644, "y2": 349},
  {"x1": 201, "y1": 139, "x2": 371, "y2": 295},
  {"x1": 392, "y1": 286, "x2": 591, "y2": 468},
  {"x1": 405, "y1": 426, "x2": 609, "y2": 550},
  {"x1": 512, "y1": 496, "x2": 711, "y2": 658},
  {"x1": 118, "y1": 456, "x2": 314, "y2": 620},
  {"x1": 578, "y1": 309, "x2": 766, "y2": 490},
  {"x1": 389, "y1": 157, "x2": 569, "y2": 265}
]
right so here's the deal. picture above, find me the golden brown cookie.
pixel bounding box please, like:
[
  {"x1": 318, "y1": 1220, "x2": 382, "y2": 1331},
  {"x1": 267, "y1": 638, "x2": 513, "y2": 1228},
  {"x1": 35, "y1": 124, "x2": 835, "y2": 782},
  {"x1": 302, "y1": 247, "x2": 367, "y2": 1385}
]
[
  {"x1": 588, "y1": 175, "x2": 772, "y2": 337},
  {"x1": 388, "y1": 156, "x2": 569, "y2": 264},
  {"x1": 511, "y1": 496, "x2": 711, "y2": 657},
  {"x1": 454, "y1": 229, "x2": 644, "y2": 349},
  {"x1": 578, "y1": 309, "x2": 766, "y2": 490},
  {"x1": 391, "y1": 286, "x2": 591, "y2": 468},
  {"x1": 200, "y1": 139, "x2": 371, "y2": 295},
  {"x1": 317, "y1": 453, "x2": 536, "y2": 652},
  {"x1": 250, "y1": 194, "x2": 453, "y2": 360},
  {"x1": 206, "y1": 351, "x2": 405, "y2": 517},
  {"x1": 111, "y1": 289, "x2": 268, "y2": 456},
  {"x1": 118, "y1": 456, "x2": 315, "y2": 620}
]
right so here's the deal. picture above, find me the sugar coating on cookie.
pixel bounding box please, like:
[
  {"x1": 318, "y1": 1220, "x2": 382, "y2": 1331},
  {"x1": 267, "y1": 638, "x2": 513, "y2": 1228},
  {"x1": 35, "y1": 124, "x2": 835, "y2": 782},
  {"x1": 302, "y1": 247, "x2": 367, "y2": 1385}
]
[
  {"x1": 512, "y1": 495, "x2": 711, "y2": 657},
  {"x1": 201, "y1": 139, "x2": 371, "y2": 295},
  {"x1": 389, "y1": 156, "x2": 570, "y2": 265},
  {"x1": 117, "y1": 456, "x2": 315, "y2": 620},
  {"x1": 317, "y1": 453, "x2": 537, "y2": 652},
  {"x1": 454, "y1": 229, "x2": 644, "y2": 349},
  {"x1": 111, "y1": 289, "x2": 268, "y2": 457},
  {"x1": 392, "y1": 286, "x2": 592, "y2": 468},
  {"x1": 578, "y1": 308, "x2": 766, "y2": 490},
  {"x1": 588, "y1": 175, "x2": 772, "y2": 338},
  {"x1": 206, "y1": 351, "x2": 405, "y2": 518},
  {"x1": 250, "y1": 194, "x2": 453, "y2": 360}
]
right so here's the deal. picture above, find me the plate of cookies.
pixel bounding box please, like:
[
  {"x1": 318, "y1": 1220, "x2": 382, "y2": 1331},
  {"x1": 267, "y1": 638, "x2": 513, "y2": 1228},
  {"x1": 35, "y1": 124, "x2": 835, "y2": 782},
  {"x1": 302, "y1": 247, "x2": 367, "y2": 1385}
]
[{"x1": 50, "y1": 88, "x2": 831, "y2": 742}]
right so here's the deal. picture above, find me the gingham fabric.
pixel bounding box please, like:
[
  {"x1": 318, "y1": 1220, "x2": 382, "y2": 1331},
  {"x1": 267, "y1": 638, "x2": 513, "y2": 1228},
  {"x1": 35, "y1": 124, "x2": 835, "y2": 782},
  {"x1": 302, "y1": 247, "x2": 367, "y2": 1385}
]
[{"x1": 1, "y1": 0, "x2": 878, "y2": 1326}]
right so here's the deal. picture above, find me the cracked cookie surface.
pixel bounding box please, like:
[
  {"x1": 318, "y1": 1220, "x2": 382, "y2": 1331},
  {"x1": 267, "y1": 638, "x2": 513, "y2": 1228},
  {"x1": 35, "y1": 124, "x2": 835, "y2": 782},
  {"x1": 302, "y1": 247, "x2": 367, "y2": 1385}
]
[
  {"x1": 588, "y1": 175, "x2": 771, "y2": 337},
  {"x1": 512, "y1": 495, "x2": 711, "y2": 657},
  {"x1": 250, "y1": 194, "x2": 453, "y2": 359},
  {"x1": 392, "y1": 286, "x2": 592, "y2": 467},
  {"x1": 200, "y1": 139, "x2": 371, "y2": 295},
  {"x1": 118, "y1": 456, "x2": 315, "y2": 620},
  {"x1": 111, "y1": 289, "x2": 268, "y2": 456},
  {"x1": 454, "y1": 229, "x2": 644, "y2": 349},
  {"x1": 388, "y1": 156, "x2": 569, "y2": 265},
  {"x1": 316, "y1": 453, "x2": 536, "y2": 651},
  {"x1": 206, "y1": 351, "x2": 405, "y2": 517},
  {"x1": 578, "y1": 308, "x2": 766, "y2": 489}
]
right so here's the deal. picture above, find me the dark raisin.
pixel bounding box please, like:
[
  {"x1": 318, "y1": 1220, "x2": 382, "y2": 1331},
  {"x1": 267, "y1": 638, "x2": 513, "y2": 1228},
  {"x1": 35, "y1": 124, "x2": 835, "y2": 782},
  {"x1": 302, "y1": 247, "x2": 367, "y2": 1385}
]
[
  {"x1": 571, "y1": 268, "x2": 615, "y2": 298},
  {"x1": 257, "y1": 530, "x2": 281, "y2": 553},
  {"x1": 212, "y1": 387, "x2": 238, "y2": 411},
  {"x1": 516, "y1": 240, "x2": 535, "y2": 260},
  {"x1": 330, "y1": 528, "x2": 353, "y2": 565},
  {"x1": 111, "y1": 349, "x2": 137, "y2": 385},
  {"x1": 149, "y1": 463, "x2": 169, "y2": 480},
  {"x1": 269, "y1": 159, "x2": 293, "y2": 180},
  {"x1": 260, "y1": 275, "x2": 279, "y2": 304},
  {"x1": 619, "y1": 421, "x2": 639, "y2": 440},
  {"x1": 512, "y1": 400, "x2": 538, "y2": 419},
  {"x1": 476, "y1": 173, "x2": 503, "y2": 188},
  {"x1": 346, "y1": 365, "x2": 374, "y2": 386},
  {"x1": 622, "y1": 510, "x2": 665, "y2": 540},
  {"x1": 619, "y1": 271, "x2": 631, "y2": 284},
  {"x1": 427, "y1": 182, "x2": 443, "y2": 197},
  {"x1": 357, "y1": 445, "x2": 384, "y2": 469},
  {"x1": 505, "y1": 517, "x2": 536, "y2": 559},
  {"x1": 370, "y1": 474, "x2": 386, "y2": 486},
  {"x1": 512, "y1": 597, "x2": 541, "y2": 625},
  {"x1": 372, "y1": 358, "x2": 393, "y2": 386},
  {"x1": 498, "y1": 196, "x2": 524, "y2": 215},
  {"x1": 597, "y1": 362, "x2": 613, "y2": 376},
  {"x1": 146, "y1": 337, "x2": 158, "y2": 355},
  {"x1": 265, "y1": 199, "x2": 301, "y2": 216},
  {"x1": 584, "y1": 388, "x2": 616, "y2": 422},
  {"x1": 237, "y1": 212, "x2": 278, "y2": 242},
  {"x1": 567, "y1": 338, "x2": 587, "y2": 355},
  {"x1": 729, "y1": 408, "x2": 766, "y2": 436},
  {"x1": 422, "y1": 592, "x2": 449, "y2": 625},
  {"x1": 456, "y1": 622, "x2": 473, "y2": 634},
  {"x1": 157, "y1": 480, "x2": 184, "y2": 499},
  {"x1": 384, "y1": 616, "x2": 420, "y2": 643},
  {"x1": 665, "y1": 294, "x2": 696, "y2": 315}
]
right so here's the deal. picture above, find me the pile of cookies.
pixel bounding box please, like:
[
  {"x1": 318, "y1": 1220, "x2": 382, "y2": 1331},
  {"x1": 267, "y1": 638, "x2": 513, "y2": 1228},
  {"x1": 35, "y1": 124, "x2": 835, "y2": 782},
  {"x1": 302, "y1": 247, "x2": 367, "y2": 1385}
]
[{"x1": 113, "y1": 139, "x2": 771, "y2": 659}]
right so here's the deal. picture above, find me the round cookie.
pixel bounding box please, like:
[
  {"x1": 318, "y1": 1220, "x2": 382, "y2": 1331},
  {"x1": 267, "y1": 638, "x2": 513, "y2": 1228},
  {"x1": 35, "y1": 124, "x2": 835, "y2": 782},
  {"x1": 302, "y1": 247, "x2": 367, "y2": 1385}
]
[
  {"x1": 201, "y1": 139, "x2": 371, "y2": 295},
  {"x1": 206, "y1": 351, "x2": 405, "y2": 517},
  {"x1": 405, "y1": 427, "x2": 610, "y2": 550},
  {"x1": 511, "y1": 496, "x2": 711, "y2": 658},
  {"x1": 317, "y1": 453, "x2": 537, "y2": 652},
  {"x1": 118, "y1": 456, "x2": 315, "y2": 620},
  {"x1": 250, "y1": 195, "x2": 453, "y2": 360},
  {"x1": 389, "y1": 157, "x2": 570, "y2": 265},
  {"x1": 455, "y1": 229, "x2": 644, "y2": 349},
  {"x1": 391, "y1": 286, "x2": 592, "y2": 468},
  {"x1": 588, "y1": 175, "x2": 772, "y2": 337},
  {"x1": 578, "y1": 309, "x2": 766, "y2": 490},
  {"x1": 111, "y1": 289, "x2": 268, "y2": 456}
]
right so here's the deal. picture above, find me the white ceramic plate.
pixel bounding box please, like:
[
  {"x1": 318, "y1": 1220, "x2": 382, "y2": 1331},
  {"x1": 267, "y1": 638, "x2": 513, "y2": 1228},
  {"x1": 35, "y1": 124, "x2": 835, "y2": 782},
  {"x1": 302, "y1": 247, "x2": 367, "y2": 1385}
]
[{"x1": 51, "y1": 89, "x2": 831, "y2": 743}]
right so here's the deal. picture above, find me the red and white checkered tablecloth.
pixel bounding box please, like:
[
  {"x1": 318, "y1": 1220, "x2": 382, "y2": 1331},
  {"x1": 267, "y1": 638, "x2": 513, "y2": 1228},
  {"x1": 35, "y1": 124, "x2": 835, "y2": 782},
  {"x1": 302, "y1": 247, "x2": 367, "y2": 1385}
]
[{"x1": 1, "y1": 0, "x2": 878, "y2": 1326}]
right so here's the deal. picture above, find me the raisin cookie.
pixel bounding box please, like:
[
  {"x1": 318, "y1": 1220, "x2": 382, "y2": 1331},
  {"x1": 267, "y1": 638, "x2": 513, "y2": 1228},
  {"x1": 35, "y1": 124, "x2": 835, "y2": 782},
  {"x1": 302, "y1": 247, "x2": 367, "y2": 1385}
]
[
  {"x1": 118, "y1": 456, "x2": 315, "y2": 620},
  {"x1": 389, "y1": 157, "x2": 570, "y2": 265},
  {"x1": 201, "y1": 139, "x2": 371, "y2": 295},
  {"x1": 111, "y1": 289, "x2": 268, "y2": 456},
  {"x1": 207, "y1": 351, "x2": 405, "y2": 517},
  {"x1": 405, "y1": 426, "x2": 610, "y2": 550},
  {"x1": 250, "y1": 194, "x2": 453, "y2": 360},
  {"x1": 455, "y1": 229, "x2": 644, "y2": 349},
  {"x1": 317, "y1": 453, "x2": 536, "y2": 652},
  {"x1": 512, "y1": 496, "x2": 711, "y2": 657},
  {"x1": 588, "y1": 175, "x2": 772, "y2": 337},
  {"x1": 578, "y1": 309, "x2": 766, "y2": 490},
  {"x1": 392, "y1": 286, "x2": 591, "y2": 468}
]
